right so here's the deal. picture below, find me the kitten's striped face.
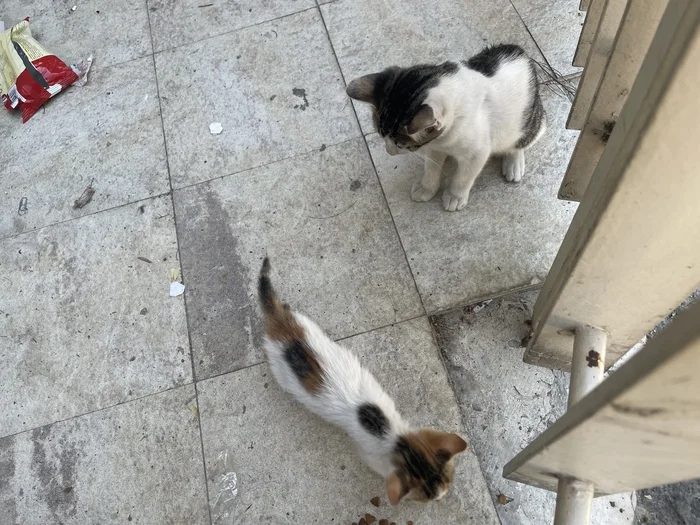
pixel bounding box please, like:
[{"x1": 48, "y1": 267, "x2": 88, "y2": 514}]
[
  {"x1": 387, "y1": 429, "x2": 467, "y2": 504},
  {"x1": 347, "y1": 64, "x2": 456, "y2": 155}
]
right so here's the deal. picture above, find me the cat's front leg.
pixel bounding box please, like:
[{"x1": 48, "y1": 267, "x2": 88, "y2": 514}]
[
  {"x1": 502, "y1": 149, "x2": 525, "y2": 182},
  {"x1": 411, "y1": 150, "x2": 446, "y2": 202},
  {"x1": 442, "y1": 148, "x2": 490, "y2": 211}
]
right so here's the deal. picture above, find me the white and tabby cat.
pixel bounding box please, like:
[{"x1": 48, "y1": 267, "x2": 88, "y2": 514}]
[
  {"x1": 346, "y1": 44, "x2": 545, "y2": 211},
  {"x1": 258, "y1": 258, "x2": 467, "y2": 504}
]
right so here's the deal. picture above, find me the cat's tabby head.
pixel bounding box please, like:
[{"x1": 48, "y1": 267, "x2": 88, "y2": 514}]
[
  {"x1": 346, "y1": 63, "x2": 458, "y2": 155},
  {"x1": 387, "y1": 429, "x2": 468, "y2": 504}
]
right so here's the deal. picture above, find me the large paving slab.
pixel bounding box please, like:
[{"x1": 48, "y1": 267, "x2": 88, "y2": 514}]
[
  {"x1": 147, "y1": 0, "x2": 316, "y2": 52},
  {"x1": 174, "y1": 138, "x2": 422, "y2": 380},
  {"x1": 155, "y1": 8, "x2": 359, "y2": 189},
  {"x1": 510, "y1": 0, "x2": 584, "y2": 75},
  {"x1": 0, "y1": 385, "x2": 209, "y2": 525},
  {"x1": 430, "y1": 291, "x2": 635, "y2": 525},
  {"x1": 0, "y1": 195, "x2": 190, "y2": 437},
  {"x1": 0, "y1": 57, "x2": 169, "y2": 239},
  {"x1": 368, "y1": 91, "x2": 579, "y2": 312},
  {"x1": 2, "y1": 1, "x2": 152, "y2": 69},
  {"x1": 197, "y1": 317, "x2": 499, "y2": 525},
  {"x1": 321, "y1": 0, "x2": 545, "y2": 132}
]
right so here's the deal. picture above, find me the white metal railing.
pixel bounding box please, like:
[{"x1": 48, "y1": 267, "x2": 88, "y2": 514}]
[{"x1": 505, "y1": 2, "x2": 700, "y2": 524}]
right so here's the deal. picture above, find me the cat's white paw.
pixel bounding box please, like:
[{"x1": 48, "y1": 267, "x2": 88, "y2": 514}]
[
  {"x1": 411, "y1": 178, "x2": 439, "y2": 202},
  {"x1": 502, "y1": 150, "x2": 525, "y2": 183},
  {"x1": 442, "y1": 189, "x2": 469, "y2": 211}
]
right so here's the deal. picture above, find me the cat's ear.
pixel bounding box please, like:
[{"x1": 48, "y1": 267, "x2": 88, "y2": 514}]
[
  {"x1": 407, "y1": 104, "x2": 440, "y2": 135},
  {"x1": 417, "y1": 429, "x2": 468, "y2": 458},
  {"x1": 386, "y1": 471, "x2": 408, "y2": 505},
  {"x1": 346, "y1": 73, "x2": 383, "y2": 105}
]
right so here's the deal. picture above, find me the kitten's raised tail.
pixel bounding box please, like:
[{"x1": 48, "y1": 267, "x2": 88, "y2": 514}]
[
  {"x1": 258, "y1": 257, "x2": 304, "y2": 343},
  {"x1": 258, "y1": 257, "x2": 281, "y2": 316}
]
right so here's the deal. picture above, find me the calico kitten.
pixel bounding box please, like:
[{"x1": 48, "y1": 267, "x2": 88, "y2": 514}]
[
  {"x1": 346, "y1": 44, "x2": 545, "y2": 211},
  {"x1": 257, "y1": 258, "x2": 467, "y2": 504}
]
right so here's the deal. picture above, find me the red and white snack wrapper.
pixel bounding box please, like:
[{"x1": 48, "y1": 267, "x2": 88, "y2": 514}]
[{"x1": 0, "y1": 18, "x2": 78, "y2": 122}]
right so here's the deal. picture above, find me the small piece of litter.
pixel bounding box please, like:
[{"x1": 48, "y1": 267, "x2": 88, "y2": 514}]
[
  {"x1": 170, "y1": 281, "x2": 185, "y2": 297},
  {"x1": 18, "y1": 197, "x2": 28, "y2": 216},
  {"x1": 189, "y1": 404, "x2": 199, "y2": 417},
  {"x1": 73, "y1": 180, "x2": 95, "y2": 209},
  {"x1": 468, "y1": 299, "x2": 492, "y2": 314},
  {"x1": 137, "y1": 256, "x2": 152, "y2": 264},
  {"x1": 70, "y1": 54, "x2": 93, "y2": 87},
  {"x1": 644, "y1": 495, "x2": 652, "y2": 500},
  {"x1": 370, "y1": 496, "x2": 381, "y2": 507},
  {"x1": 209, "y1": 122, "x2": 223, "y2": 135},
  {"x1": 497, "y1": 494, "x2": 513, "y2": 505},
  {"x1": 71, "y1": 5, "x2": 77, "y2": 11},
  {"x1": 168, "y1": 268, "x2": 180, "y2": 282}
]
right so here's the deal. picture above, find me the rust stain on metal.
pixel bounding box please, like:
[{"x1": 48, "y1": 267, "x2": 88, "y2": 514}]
[{"x1": 586, "y1": 349, "x2": 600, "y2": 368}]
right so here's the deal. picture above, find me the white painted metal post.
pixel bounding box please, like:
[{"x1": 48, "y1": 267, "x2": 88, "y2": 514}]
[
  {"x1": 553, "y1": 325, "x2": 607, "y2": 525},
  {"x1": 553, "y1": 478, "x2": 595, "y2": 525},
  {"x1": 569, "y1": 325, "x2": 607, "y2": 408}
]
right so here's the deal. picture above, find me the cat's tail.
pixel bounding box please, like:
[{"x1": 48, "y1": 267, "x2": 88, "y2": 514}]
[
  {"x1": 258, "y1": 258, "x2": 302, "y2": 343},
  {"x1": 258, "y1": 257, "x2": 281, "y2": 316}
]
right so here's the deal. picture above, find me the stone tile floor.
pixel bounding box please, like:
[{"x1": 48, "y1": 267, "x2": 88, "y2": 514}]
[{"x1": 0, "y1": 1, "x2": 645, "y2": 524}]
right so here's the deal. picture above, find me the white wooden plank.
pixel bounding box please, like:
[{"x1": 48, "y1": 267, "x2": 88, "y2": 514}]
[
  {"x1": 505, "y1": 299, "x2": 700, "y2": 495},
  {"x1": 573, "y1": 0, "x2": 606, "y2": 67},
  {"x1": 567, "y1": 0, "x2": 629, "y2": 130},
  {"x1": 524, "y1": 0, "x2": 700, "y2": 371},
  {"x1": 559, "y1": 0, "x2": 669, "y2": 201}
]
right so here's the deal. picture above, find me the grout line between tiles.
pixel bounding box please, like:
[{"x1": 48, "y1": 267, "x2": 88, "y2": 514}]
[
  {"x1": 193, "y1": 360, "x2": 268, "y2": 386},
  {"x1": 0, "y1": 381, "x2": 194, "y2": 443},
  {"x1": 151, "y1": 5, "x2": 319, "y2": 56},
  {"x1": 426, "y1": 282, "x2": 544, "y2": 319},
  {"x1": 0, "y1": 135, "x2": 361, "y2": 244},
  {"x1": 146, "y1": 3, "x2": 214, "y2": 523},
  {"x1": 0, "y1": 190, "x2": 174, "y2": 242},
  {"x1": 316, "y1": 6, "x2": 428, "y2": 317},
  {"x1": 333, "y1": 312, "x2": 428, "y2": 343},
  {"x1": 171, "y1": 135, "x2": 363, "y2": 193}
]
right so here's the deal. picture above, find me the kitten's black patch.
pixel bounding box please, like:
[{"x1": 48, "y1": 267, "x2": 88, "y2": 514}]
[
  {"x1": 284, "y1": 340, "x2": 316, "y2": 380},
  {"x1": 394, "y1": 437, "x2": 443, "y2": 499},
  {"x1": 358, "y1": 403, "x2": 389, "y2": 437},
  {"x1": 514, "y1": 61, "x2": 545, "y2": 149},
  {"x1": 465, "y1": 44, "x2": 526, "y2": 77},
  {"x1": 372, "y1": 62, "x2": 458, "y2": 139}
]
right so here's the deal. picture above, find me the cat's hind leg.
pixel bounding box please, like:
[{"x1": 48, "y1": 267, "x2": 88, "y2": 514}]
[{"x1": 502, "y1": 149, "x2": 525, "y2": 183}]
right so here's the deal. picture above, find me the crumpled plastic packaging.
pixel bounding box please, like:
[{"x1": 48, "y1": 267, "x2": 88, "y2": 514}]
[
  {"x1": 209, "y1": 450, "x2": 239, "y2": 524},
  {"x1": 70, "y1": 54, "x2": 93, "y2": 87},
  {"x1": 0, "y1": 18, "x2": 79, "y2": 122}
]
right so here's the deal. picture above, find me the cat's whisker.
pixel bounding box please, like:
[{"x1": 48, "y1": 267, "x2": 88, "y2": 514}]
[{"x1": 410, "y1": 150, "x2": 443, "y2": 172}]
